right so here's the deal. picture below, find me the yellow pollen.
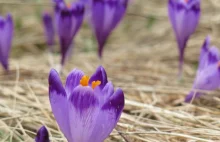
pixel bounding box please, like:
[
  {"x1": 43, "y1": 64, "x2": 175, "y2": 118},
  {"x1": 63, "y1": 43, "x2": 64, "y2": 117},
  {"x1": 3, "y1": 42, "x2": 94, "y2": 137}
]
[
  {"x1": 80, "y1": 75, "x2": 90, "y2": 86},
  {"x1": 92, "y1": 81, "x2": 101, "y2": 89}
]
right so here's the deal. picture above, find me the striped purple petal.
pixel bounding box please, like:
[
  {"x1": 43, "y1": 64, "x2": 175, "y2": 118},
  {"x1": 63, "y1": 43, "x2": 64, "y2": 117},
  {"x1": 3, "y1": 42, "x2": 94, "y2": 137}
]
[
  {"x1": 89, "y1": 88, "x2": 124, "y2": 142},
  {"x1": 68, "y1": 85, "x2": 99, "y2": 141},
  {"x1": 48, "y1": 69, "x2": 72, "y2": 141},
  {"x1": 65, "y1": 69, "x2": 84, "y2": 97}
]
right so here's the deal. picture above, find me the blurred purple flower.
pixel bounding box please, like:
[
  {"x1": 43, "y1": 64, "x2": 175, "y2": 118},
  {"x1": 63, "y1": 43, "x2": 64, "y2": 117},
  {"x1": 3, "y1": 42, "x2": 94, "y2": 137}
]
[
  {"x1": 0, "y1": 14, "x2": 13, "y2": 71},
  {"x1": 42, "y1": 12, "x2": 55, "y2": 52},
  {"x1": 54, "y1": 0, "x2": 85, "y2": 65},
  {"x1": 48, "y1": 66, "x2": 124, "y2": 142},
  {"x1": 35, "y1": 126, "x2": 50, "y2": 142},
  {"x1": 185, "y1": 36, "x2": 220, "y2": 102},
  {"x1": 90, "y1": 0, "x2": 129, "y2": 58},
  {"x1": 168, "y1": 0, "x2": 200, "y2": 76}
]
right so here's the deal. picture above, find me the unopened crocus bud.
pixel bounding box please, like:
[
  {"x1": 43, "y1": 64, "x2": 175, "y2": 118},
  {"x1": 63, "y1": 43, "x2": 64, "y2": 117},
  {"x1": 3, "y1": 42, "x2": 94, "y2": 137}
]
[
  {"x1": 54, "y1": 0, "x2": 84, "y2": 65},
  {"x1": 168, "y1": 0, "x2": 200, "y2": 76},
  {"x1": 35, "y1": 126, "x2": 50, "y2": 142},
  {"x1": 42, "y1": 12, "x2": 55, "y2": 52},
  {"x1": 0, "y1": 14, "x2": 13, "y2": 71},
  {"x1": 90, "y1": 0, "x2": 129, "y2": 58}
]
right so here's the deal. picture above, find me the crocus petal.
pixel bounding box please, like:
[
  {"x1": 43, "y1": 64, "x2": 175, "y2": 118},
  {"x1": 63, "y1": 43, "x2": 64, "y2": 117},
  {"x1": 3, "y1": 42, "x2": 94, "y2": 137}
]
[
  {"x1": 89, "y1": 65, "x2": 108, "y2": 89},
  {"x1": 90, "y1": 88, "x2": 124, "y2": 142},
  {"x1": 35, "y1": 126, "x2": 50, "y2": 142},
  {"x1": 101, "y1": 82, "x2": 114, "y2": 100},
  {"x1": 0, "y1": 14, "x2": 13, "y2": 71},
  {"x1": 68, "y1": 86, "x2": 99, "y2": 142},
  {"x1": 198, "y1": 37, "x2": 220, "y2": 71},
  {"x1": 194, "y1": 63, "x2": 220, "y2": 90},
  {"x1": 91, "y1": 0, "x2": 128, "y2": 58},
  {"x1": 102, "y1": 88, "x2": 124, "y2": 122},
  {"x1": 187, "y1": 63, "x2": 220, "y2": 102},
  {"x1": 57, "y1": 11, "x2": 75, "y2": 65},
  {"x1": 65, "y1": 69, "x2": 84, "y2": 97},
  {"x1": 198, "y1": 36, "x2": 210, "y2": 70},
  {"x1": 55, "y1": 2, "x2": 84, "y2": 65},
  {"x1": 93, "y1": 81, "x2": 114, "y2": 105},
  {"x1": 181, "y1": 1, "x2": 200, "y2": 42},
  {"x1": 207, "y1": 47, "x2": 220, "y2": 65},
  {"x1": 48, "y1": 69, "x2": 72, "y2": 141},
  {"x1": 42, "y1": 13, "x2": 55, "y2": 49}
]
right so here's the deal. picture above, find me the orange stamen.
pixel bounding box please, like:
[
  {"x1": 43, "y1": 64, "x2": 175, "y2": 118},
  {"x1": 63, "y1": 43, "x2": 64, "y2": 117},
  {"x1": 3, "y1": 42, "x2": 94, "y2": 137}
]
[
  {"x1": 80, "y1": 75, "x2": 90, "y2": 86},
  {"x1": 184, "y1": 0, "x2": 188, "y2": 3},
  {"x1": 92, "y1": 81, "x2": 101, "y2": 89},
  {"x1": 80, "y1": 75, "x2": 101, "y2": 89}
]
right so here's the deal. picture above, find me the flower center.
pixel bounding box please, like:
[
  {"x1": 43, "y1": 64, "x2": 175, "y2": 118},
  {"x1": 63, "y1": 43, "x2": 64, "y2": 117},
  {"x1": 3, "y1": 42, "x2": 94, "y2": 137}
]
[
  {"x1": 184, "y1": 0, "x2": 188, "y2": 3},
  {"x1": 80, "y1": 75, "x2": 101, "y2": 89}
]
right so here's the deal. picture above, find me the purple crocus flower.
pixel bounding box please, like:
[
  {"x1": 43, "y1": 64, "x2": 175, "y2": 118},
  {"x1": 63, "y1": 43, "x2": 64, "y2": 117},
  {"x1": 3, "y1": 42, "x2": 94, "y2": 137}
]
[
  {"x1": 54, "y1": 0, "x2": 84, "y2": 65},
  {"x1": 168, "y1": 0, "x2": 200, "y2": 76},
  {"x1": 90, "y1": 0, "x2": 129, "y2": 58},
  {"x1": 35, "y1": 126, "x2": 50, "y2": 142},
  {"x1": 185, "y1": 36, "x2": 220, "y2": 102},
  {"x1": 42, "y1": 12, "x2": 55, "y2": 52},
  {"x1": 0, "y1": 14, "x2": 13, "y2": 71},
  {"x1": 49, "y1": 66, "x2": 124, "y2": 142}
]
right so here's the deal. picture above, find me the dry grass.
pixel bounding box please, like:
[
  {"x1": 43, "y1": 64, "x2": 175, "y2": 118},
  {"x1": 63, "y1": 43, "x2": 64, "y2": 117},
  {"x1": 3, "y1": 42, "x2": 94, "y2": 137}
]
[{"x1": 0, "y1": 0, "x2": 220, "y2": 141}]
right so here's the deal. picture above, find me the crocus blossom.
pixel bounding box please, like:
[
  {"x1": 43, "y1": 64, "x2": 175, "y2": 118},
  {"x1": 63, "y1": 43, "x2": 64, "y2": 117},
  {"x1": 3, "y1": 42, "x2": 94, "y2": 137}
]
[
  {"x1": 42, "y1": 12, "x2": 55, "y2": 52},
  {"x1": 35, "y1": 126, "x2": 50, "y2": 142},
  {"x1": 49, "y1": 66, "x2": 124, "y2": 142},
  {"x1": 185, "y1": 36, "x2": 220, "y2": 102},
  {"x1": 90, "y1": 0, "x2": 129, "y2": 58},
  {"x1": 0, "y1": 14, "x2": 13, "y2": 71},
  {"x1": 54, "y1": 0, "x2": 84, "y2": 65},
  {"x1": 168, "y1": 0, "x2": 200, "y2": 76}
]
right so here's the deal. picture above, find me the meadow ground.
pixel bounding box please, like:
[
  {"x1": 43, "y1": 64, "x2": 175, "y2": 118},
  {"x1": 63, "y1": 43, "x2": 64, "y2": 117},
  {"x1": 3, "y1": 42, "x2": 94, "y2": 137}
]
[{"x1": 0, "y1": 0, "x2": 220, "y2": 141}]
